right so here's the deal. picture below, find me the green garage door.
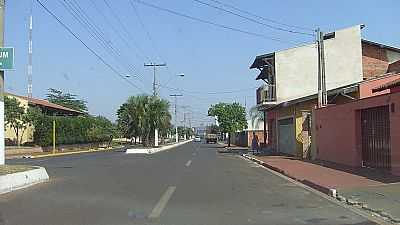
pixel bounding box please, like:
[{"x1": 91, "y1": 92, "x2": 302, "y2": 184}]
[{"x1": 278, "y1": 118, "x2": 296, "y2": 155}]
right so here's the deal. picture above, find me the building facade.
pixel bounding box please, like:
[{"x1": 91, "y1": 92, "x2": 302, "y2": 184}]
[
  {"x1": 250, "y1": 25, "x2": 400, "y2": 158},
  {"x1": 5, "y1": 93, "x2": 83, "y2": 145}
]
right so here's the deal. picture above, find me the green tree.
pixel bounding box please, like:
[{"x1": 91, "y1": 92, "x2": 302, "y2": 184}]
[
  {"x1": 46, "y1": 88, "x2": 88, "y2": 113},
  {"x1": 208, "y1": 124, "x2": 220, "y2": 134},
  {"x1": 208, "y1": 102, "x2": 247, "y2": 147},
  {"x1": 116, "y1": 95, "x2": 172, "y2": 146},
  {"x1": 4, "y1": 96, "x2": 38, "y2": 146}
]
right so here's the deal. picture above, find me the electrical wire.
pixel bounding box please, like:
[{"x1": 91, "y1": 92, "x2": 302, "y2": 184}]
[
  {"x1": 128, "y1": 0, "x2": 178, "y2": 89},
  {"x1": 192, "y1": 0, "x2": 314, "y2": 36},
  {"x1": 63, "y1": 0, "x2": 154, "y2": 88},
  {"x1": 208, "y1": 0, "x2": 314, "y2": 32},
  {"x1": 88, "y1": 0, "x2": 145, "y2": 63},
  {"x1": 102, "y1": 0, "x2": 153, "y2": 63},
  {"x1": 130, "y1": 0, "x2": 298, "y2": 44},
  {"x1": 35, "y1": 0, "x2": 148, "y2": 94},
  {"x1": 61, "y1": 0, "x2": 139, "y2": 77}
]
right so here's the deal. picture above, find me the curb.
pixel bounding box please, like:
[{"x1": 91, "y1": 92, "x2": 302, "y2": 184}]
[
  {"x1": 241, "y1": 154, "x2": 393, "y2": 225},
  {"x1": 25, "y1": 146, "x2": 123, "y2": 159},
  {"x1": 337, "y1": 193, "x2": 400, "y2": 223},
  {"x1": 0, "y1": 166, "x2": 49, "y2": 195},
  {"x1": 126, "y1": 140, "x2": 193, "y2": 154}
]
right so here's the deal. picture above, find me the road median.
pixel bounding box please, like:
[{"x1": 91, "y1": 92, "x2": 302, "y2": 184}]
[{"x1": 126, "y1": 139, "x2": 193, "y2": 154}]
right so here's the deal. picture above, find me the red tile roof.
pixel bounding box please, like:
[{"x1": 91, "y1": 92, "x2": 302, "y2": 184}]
[
  {"x1": 6, "y1": 93, "x2": 83, "y2": 114},
  {"x1": 372, "y1": 75, "x2": 400, "y2": 93}
]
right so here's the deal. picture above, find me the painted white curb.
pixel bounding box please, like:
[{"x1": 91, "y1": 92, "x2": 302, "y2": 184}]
[
  {"x1": 126, "y1": 140, "x2": 193, "y2": 154},
  {"x1": 0, "y1": 166, "x2": 49, "y2": 194}
]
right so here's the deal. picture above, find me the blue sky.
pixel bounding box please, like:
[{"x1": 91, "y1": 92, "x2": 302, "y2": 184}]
[{"x1": 5, "y1": 0, "x2": 400, "y2": 125}]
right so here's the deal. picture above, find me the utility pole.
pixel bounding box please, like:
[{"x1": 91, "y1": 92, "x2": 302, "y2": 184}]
[
  {"x1": 144, "y1": 63, "x2": 166, "y2": 147},
  {"x1": 182, "y1": 106, "x2": 187, "y2": 140},
  {"x1": 170, "y1": 94, "x2": 182, "y2": 143},
  {"x1": 27, "y1": 0, "x2": 33, "y2": 99},
  {"x1": 144, "y1": 63, "x2": 166, "y2": 97},
  {"x1": 0, "y1": 0, "x2": 5, "y2": 165},
  {"x1": 316, "y1": 28, "x2": 327, "y2": 108}
]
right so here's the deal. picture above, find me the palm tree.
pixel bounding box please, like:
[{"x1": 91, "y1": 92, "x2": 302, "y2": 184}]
[
  {"x1": 117, "y1": 95, "x2": 172, "y2": 147},
  {"x1": 249, "y1": 106, "x2": 264, "y2": 129}
]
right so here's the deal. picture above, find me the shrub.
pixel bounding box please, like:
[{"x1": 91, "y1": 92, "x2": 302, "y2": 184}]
[{"x1": 32, "y1": 113, "x2": 115, "y2": 147}]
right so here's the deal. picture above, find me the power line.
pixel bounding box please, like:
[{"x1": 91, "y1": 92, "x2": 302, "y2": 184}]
[
  {"x1": 208, "y1": 0, "x2": 314, "y2": 32},
  {"x1": 128, "y1": 0, "x2": 178, "y2": 89},
  {"x1": 102, "y1": 0, "x2": 153, "y2": 63},
  {"x1": 192, "y1": 0, "x2": 313, "y2": 36},
  {"x1": 61, "y1": 0, "x2": 138, "y2": 76},
  {"x1": 99, "y1": 0, "x2": 157, "y2": 87},
  {"x1": 35, "y1": 0, "x2": 148, "y2": 94},
  {"x1": 159, "y1": 83, "x2": 256, "y2": 95},
  {"x1": 131, "y1": 0, "x2": 298, "y2": 44},
  {"x1": 88, "y1": 0, "x2": 144, "y2": 63},
  {"x1": 63, "y1": 0, "x2": 154, "y2": 90}
]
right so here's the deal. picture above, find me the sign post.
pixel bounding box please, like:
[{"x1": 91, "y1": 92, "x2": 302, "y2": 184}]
[
  {"x1": 0, "y1": 0, "x2": 14, "y2": 165},
  {"x1": 0, "y1": 47, "x2": 14, "y2": 70},
  {"x1": 0, "y1": 0, "x2": 5, "y2": 165}
]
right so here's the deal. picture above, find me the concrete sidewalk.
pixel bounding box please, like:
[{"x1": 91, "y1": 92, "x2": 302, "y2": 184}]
[{"x1": 244, "y1": 154, "x2": 400, "y2": 223}]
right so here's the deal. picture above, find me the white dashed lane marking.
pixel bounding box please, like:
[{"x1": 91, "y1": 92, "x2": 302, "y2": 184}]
[{"x1": 148, "y1": 186, "x2": 176, "y2": 219}]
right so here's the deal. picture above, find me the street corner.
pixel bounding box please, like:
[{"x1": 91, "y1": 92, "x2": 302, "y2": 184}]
[{"x1": 0, "y1": 165, "x2": 49, "y2": 195}]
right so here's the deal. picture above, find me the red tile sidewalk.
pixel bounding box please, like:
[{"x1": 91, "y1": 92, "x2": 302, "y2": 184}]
[{"x1": 251, "y1": 155, "x2": 384, "y2": 192}]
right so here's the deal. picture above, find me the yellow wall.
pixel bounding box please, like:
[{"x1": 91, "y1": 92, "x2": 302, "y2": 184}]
[
  {"x1": 5, "y1": 94, "x2": 34, "y2": 145},
  {"x1": 277, "y1": 99, "x2": 317, "y2": 157}
]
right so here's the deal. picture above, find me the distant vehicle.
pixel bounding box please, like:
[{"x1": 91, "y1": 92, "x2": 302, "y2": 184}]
[
  {"x1": 205, "y1": 133, "x2": 217, "y2": 144},
  {"x1": 194, "y1": 136, "x2": 201, "y2": 142}
]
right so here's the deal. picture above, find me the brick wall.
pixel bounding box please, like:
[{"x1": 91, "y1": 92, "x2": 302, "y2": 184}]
[
  {"x1": 362, "y1": 43, "x2": 389, "y2": 78},
  {"x1": 389, "y1": 60, "x2": 400, "y2": 73}
]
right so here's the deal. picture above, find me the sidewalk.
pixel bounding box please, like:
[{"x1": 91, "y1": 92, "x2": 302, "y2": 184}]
[{"x1": 244, "y1": 154, "x2": 400, "y2": 223}]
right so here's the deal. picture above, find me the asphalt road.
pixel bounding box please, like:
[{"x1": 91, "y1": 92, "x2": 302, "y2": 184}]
[{"x1": 0, "y1": 142, "x2": 378, "y2": 225}]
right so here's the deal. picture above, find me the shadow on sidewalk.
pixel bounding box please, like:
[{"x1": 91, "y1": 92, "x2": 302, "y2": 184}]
[{"x1": 306, "y1": 159, "x2": 400, "y2": 184}]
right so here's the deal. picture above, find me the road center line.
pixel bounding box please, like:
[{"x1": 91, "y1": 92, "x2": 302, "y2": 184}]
[
  {"x1": 148, "y1": 186, "x2": 176, "y2": 219},
  {"x1": 185, "y1": 160, "x2": 192, "y2": 167}
]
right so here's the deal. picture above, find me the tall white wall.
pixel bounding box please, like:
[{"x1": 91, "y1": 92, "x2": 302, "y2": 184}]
[{"x1": 275, "y1": 25, "x2": 363, "y2": 103}]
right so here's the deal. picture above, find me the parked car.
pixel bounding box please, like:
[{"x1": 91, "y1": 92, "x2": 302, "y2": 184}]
[{"x1": 194, "y1": 136, "x2": 201, "y2": 142}]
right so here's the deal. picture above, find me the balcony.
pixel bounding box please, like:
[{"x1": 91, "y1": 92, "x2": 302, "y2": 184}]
[{"x1": 256, "y1": 84, "x2": 276, "y2": 104}]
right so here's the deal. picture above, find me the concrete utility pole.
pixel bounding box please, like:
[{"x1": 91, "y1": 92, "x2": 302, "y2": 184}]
[
  {"x1": 144, "y1": 63, "x2": 166, "y2": 147},
  {"x1": 144, "y1": 63, "x2": 166, "y2": 97},
  {"x1": 316, "y1": 28, "x2": 327, "y2": 108},
  {"x1": 170, "y1": 94, "x2": 182, "y2": 143},
  {"x1": 0, "y1": 0, "x2": 5, "y2": 165},
  {"x1": 182, "y1": 106, "x2": 187, "y2": 140},
  {"x1": 27, "y1": 0, "x2": 33, "y2": 99}
]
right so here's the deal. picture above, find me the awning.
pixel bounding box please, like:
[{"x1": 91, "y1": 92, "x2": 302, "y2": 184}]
[{"x1": 249, "y1": 52, "x2": 274, "y2": 69}]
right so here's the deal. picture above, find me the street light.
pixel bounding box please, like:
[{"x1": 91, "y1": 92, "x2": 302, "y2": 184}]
[{"x1": 169, "y1": 73, "x2": 185, "y2": 143}]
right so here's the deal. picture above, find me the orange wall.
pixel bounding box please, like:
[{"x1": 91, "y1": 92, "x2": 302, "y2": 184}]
[
  {"x1": 248, "y1": 130, "x2": 265, "y2": 147},
  {"x1": 359, "y1": 74, "x2": 400, "y2": 98},
  {"x1": 315, "y1": 92, "x2": 400, "y2": 175}
]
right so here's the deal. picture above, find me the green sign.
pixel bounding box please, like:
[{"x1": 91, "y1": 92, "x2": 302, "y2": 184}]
[{"x1": 0, "y1": 47, "x2": 14, "y2": 70}]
